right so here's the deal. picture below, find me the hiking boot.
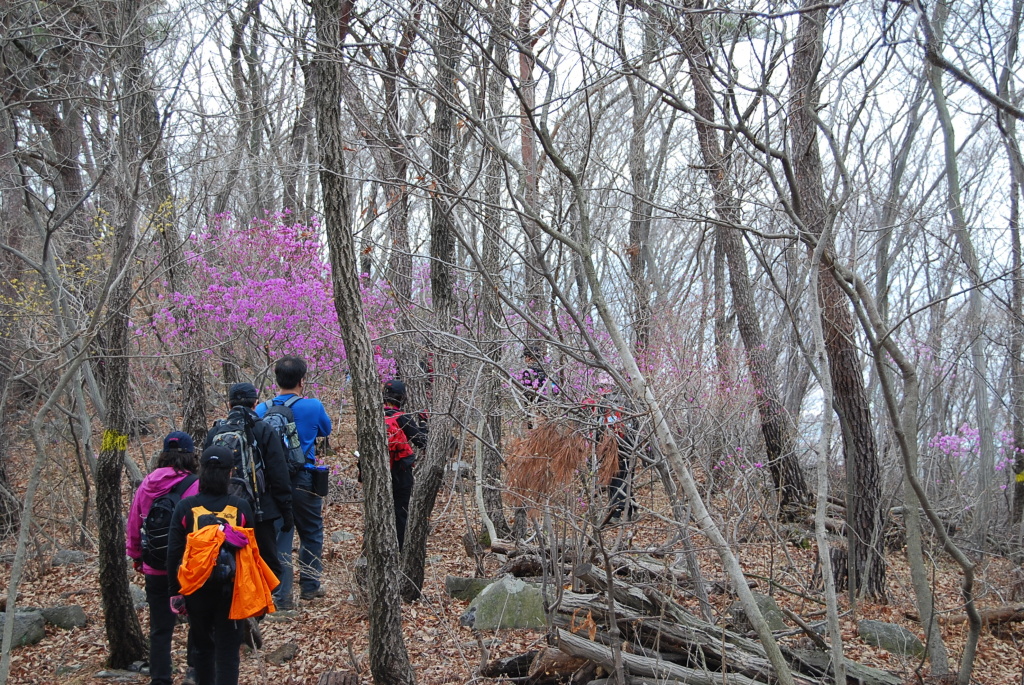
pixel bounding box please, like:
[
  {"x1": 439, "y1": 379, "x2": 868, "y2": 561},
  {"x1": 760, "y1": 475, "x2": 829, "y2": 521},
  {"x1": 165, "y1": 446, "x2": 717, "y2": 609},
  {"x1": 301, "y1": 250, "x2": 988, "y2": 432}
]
[
  {"x1": 300, "y1": 586, "x2": 326, "y2": 601},
  {"x1": 242, "y1": 617, "x2": 263, "y2": 650}
]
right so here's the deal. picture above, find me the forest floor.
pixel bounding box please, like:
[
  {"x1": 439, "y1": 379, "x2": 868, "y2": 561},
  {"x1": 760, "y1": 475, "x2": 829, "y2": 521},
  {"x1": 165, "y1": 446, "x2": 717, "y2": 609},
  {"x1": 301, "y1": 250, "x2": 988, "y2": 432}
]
[{"x1": 2, "y1": 410, "x2": 1024, "y2": 684}]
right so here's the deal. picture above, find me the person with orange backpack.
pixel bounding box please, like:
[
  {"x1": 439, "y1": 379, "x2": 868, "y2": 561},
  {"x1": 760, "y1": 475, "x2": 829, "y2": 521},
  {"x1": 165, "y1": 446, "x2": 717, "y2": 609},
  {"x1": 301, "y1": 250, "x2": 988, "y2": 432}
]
[
  {"x1": 382, "y1": 380, "x2": 427, "y2": 549},
  {"x1": 165, "y1": 446, "x2": 268, "y2": 685}
]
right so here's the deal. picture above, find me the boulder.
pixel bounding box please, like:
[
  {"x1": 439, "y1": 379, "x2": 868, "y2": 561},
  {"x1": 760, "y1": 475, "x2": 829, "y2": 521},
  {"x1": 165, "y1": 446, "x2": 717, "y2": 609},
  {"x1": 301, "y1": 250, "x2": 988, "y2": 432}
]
[
  {"x1": 266, "y1": 641, "x2": 299, "y2": 665},
  {"x1": 445, "y1": 576, "x2": 494, "y2": 601},
  {"x1": 857, "y1": 619, "x2": 925, "y2": 658},
  {"x1": 330, "y1": 531, "x2": 356, "y2": 543},
  {"x1": 728, "y1": 593, "x2": 787, "y2": 632},
  {"x1": 41, "y1": 605, "x2": 87, "y2": 630},
  {"x1": 460, "y1": 575, "x2": 545, "y2": 630},
  {"x1": 0, "y1": 611, "x2": 45, "y2": 647},
  {"x1": 130, "y1": 584, "x2": 147, "y2": 608},
  {"x1": 52, "y1": 550, "x2": 87, "y2": 567}
]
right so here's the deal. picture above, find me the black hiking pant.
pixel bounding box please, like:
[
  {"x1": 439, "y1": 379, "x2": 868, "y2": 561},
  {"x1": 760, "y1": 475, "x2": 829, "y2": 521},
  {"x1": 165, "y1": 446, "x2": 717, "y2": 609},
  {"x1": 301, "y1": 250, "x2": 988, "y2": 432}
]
[{"x1": 392, "y1": 460, "x2": 414, "y2": 549}]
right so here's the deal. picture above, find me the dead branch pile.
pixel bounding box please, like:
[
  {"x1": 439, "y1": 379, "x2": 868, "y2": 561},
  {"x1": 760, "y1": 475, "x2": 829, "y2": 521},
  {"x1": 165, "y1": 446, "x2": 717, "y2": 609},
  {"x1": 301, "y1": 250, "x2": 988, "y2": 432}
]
[{"x1": 481, "y1": 564, "x2": 903, "y2": 685}]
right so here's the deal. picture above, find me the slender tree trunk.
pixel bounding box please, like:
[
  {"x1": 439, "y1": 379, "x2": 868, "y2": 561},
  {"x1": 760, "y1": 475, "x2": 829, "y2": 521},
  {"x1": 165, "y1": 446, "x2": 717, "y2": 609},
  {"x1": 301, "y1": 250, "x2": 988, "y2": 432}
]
[
  {"x1": 788, "y1": 0, "x2": 885, "y2": 598},
  {"x1": 140, "y1": 81, "x2": 207, "y2": 443},
  {"x1": 924, "y1": 0, "x2": 995, "y2": 547},
  {"x1": 313, "y1": 0, "x2": 415, "y2": 681},
  {"x1": 478, "y1": 0, "x2": 514, "y2": 538},
  {"x1": 681, "y1": 6, "x2": 811, "y2": 516},
  {"x1": 517, "y1": 0, "x2": 546, "y2": 322},
  {"x1": 402, "y1": 0, "x2": 465, "y2": 600}
]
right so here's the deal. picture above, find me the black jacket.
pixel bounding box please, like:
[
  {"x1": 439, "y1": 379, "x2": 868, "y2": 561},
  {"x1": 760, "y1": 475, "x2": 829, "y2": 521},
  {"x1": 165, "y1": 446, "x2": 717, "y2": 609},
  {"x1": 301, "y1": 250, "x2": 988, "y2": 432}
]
[
  {"x1": 386, "y1": 407, "x2": 428, "y2": 449},
  {"x1": 204, "y1": 406, "x2": 293, "y2": 523},
  {"x1": 166, "y1": 491, "x2": 255, "y2": 596}
]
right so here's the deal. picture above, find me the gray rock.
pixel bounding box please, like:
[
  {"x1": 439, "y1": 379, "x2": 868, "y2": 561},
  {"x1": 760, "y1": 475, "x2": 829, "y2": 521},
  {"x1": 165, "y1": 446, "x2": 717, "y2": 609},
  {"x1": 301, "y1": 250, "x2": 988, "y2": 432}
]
[
  {"x1": 449, "y1": 461, "x2": 473, "y2": 478},
  {"x1": 266, "y1": 641, "x2": 299, "y2": 665},
  {"x1": 460, "y1": 575, "x2": 545, "y2": 630},
  {"x1": 41, "y1": 605, "x2": 87, "y2": 630},
  {"x1": 728, "y1": 593, "x2": 787, "y2": 632},
  {"x1": 445, "y1": 576, "x2": 494, "y2": 601},
  {"x1": 52, "y1": 550, "x2": 87, "y2": 567},
  {"x1": 130, "y1": 584, "x2": 147, "y2": 608},
  {"x1": 858, "y1": 619, "x2": 925, "y2": 658},
  {"x1": 330, "y1": 531, "x2": 356, "y2": 543},
  {"x1": 0, "y1": 611, "x2": 45, "y2": 647}
]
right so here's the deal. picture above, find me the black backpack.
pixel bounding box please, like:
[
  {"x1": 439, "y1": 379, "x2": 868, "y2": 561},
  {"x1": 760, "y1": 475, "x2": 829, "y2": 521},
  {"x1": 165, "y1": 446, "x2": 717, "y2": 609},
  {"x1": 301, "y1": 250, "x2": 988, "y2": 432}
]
[
  {"x1": 140, "y1": 474, "x2": 198, "y2": 571},
  {"x1": 208, "y1": 409, "x2": 266, "y2": 521},
  {"x1": 260, "y1": 396, "x2": 307, "y2": 474}
]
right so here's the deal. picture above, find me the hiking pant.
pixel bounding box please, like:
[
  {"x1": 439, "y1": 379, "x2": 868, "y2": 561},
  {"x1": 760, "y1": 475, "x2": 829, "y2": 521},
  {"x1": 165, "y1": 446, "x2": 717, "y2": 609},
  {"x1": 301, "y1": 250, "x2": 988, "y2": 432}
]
[
  {"x1": 275, "y1": 474, "x2": 323, "y2": 604},
  {"x1": 185, "y1": 581, "x2": 242, "y2": 685},
  {"x1": 253, "y1": 519, "x2": 281, "y2": 582},
  {"x1": 391, "y1": 462, "x2": 414, "y2": 550},
  {"x1": 144, "y1": 574, "x2": 177, "y2": 685}
]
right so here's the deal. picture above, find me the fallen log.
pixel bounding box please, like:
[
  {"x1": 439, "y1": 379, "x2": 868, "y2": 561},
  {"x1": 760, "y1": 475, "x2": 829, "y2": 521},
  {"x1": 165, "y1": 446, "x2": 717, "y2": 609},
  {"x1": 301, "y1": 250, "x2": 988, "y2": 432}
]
[
  {"x1": 906, "y1": 604, "x2": 1024, "y2": 626},
  {"x1": 555, "y1": 627, "x2": 771, "y2": 685},
  {"x1": 480, "y1": 651, "x2": 538, "y2": 679},
  {"x1": 526, "y1": 647, "x2": 589, "y2": 683}
]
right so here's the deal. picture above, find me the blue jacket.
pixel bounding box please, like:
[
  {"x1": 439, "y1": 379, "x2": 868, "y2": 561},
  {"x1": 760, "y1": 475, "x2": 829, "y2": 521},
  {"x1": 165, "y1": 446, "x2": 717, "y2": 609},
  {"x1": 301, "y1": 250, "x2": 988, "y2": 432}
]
[{"x1": 255, "y1": 394, "x2": 332, "y2": 465}]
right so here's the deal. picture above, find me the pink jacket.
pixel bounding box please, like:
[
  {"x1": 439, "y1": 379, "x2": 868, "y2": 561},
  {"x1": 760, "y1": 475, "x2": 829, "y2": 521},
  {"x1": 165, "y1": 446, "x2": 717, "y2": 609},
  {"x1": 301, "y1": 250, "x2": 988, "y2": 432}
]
[{"x1": 126, "y1": 467, "x2": 201, "y2": 575}]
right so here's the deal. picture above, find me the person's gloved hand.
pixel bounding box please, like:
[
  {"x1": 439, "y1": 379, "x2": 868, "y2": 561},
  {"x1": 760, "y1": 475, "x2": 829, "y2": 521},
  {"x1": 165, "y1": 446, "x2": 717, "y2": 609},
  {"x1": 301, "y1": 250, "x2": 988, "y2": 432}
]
[
  {"x1": 280, "y1": 508, "x2": 294, "y2": 533},
  {"x1": 132, "y1": 558, "x2": 143, "y2": 573},
  {"x1": 170, "y1": 595, "x2": 188, "y2": 616}
]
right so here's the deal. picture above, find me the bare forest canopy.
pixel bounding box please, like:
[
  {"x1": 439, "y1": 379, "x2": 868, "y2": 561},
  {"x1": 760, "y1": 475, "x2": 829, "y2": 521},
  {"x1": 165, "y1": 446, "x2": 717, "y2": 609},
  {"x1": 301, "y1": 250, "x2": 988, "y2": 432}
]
[{"x1": 2, "y1": 0, "x2": 1024, "y2": 682}]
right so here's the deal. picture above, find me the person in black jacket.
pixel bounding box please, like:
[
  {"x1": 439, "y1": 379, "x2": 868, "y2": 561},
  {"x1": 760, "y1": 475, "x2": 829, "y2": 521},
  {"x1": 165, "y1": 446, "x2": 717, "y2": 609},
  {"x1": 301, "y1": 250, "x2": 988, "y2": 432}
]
[
  {"x1": 167, "y1": 446, "x2": 255, "y2": 685},
  {"x1": 204, "y1": 382, "x2": 293, "y2": 581},
  {"x1": 383, "y1": 379, "x2": 427, "y2": 549}
]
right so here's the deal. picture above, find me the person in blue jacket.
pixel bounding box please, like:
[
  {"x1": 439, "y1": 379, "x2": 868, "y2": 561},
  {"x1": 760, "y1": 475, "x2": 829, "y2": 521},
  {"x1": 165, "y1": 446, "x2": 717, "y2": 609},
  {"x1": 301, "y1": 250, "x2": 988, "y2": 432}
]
[{"x1": 256, "y1": 356, "x2": 332, "y2": 608}]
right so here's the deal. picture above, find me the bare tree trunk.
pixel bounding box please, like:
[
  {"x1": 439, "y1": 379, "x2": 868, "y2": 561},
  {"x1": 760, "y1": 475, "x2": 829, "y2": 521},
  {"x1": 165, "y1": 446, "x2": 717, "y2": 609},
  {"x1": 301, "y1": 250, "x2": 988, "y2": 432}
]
[
  {"x1": 924, "y1": 0, "x2": 995, "y2": 547},
  {"x1": 402, "y1": 0, "x2": 465, "y2": 600},
  {"x1": 140, "y1": 79, "x2": 207, "y2": 443},
  {"x1": 788, "y1": 0, "x2": 885, "y2": 598},
  {"x1": 94, "y1": 3, "x2": 150, "y2": 664},
  {"x1": 680, "y1": 5, "x2": 811, "y2": 516},
  {"x1": 517, "y1": 0, "x2": 546, "y2": 322},
  {"x1": 994, "y1": 0, "x2": 1024, "y2": 525},
  {"x1": 478, "y1": 0, "x2": 514, "y2": 538},
  {"x1": 313, "y1": 0, "x2": 415, "y2": 681}
]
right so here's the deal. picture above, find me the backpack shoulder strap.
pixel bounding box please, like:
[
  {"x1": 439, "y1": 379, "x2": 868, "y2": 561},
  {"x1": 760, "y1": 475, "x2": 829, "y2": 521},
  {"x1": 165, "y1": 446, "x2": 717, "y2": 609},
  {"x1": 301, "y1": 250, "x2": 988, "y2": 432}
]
[
  {"x1": 171, "y1": 474, "x2": 198, "y2": 497},
  {"x1": 282, "y1": 395, "x2": 301, "y2": 409}
]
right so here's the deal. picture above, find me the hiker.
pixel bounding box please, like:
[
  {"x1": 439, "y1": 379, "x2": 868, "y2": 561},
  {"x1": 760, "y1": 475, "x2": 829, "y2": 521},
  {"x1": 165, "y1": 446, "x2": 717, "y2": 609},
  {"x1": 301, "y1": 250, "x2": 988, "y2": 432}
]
[
  {"x1": 203, "y1": 382, "x2": 294, "y2": 581},
  {"x1": 166, "y1": 446, "x2": 275, "y2": 685},
  {"x1": 596, "y1": 386, "x2": 638, "y2": 524},
  {"x1": 126, "y1": 431, "x2": 201, "y2": 685},
  {"x1": 256, "y1": 355, "x2": 332, "y2": 607},
  {"x1": 382, "y1": 379, "x2": 428, "y2": 549}
]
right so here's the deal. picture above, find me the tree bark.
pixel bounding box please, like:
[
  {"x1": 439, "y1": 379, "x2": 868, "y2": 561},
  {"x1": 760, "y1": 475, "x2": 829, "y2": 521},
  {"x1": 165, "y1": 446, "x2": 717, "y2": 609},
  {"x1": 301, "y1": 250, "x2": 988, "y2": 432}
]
[
  {"x1": 401, "y1": 0, "x2": 465, "y2": 600},
  {"x1": 788, "y1": 0, "x2": 885, "y2": 598},
  {"x1": 313, "y1": 0, "x2": 415, "y2": 681},
  {"x1": 680, "y1": 4, "x2": 812, "y2": 516}
]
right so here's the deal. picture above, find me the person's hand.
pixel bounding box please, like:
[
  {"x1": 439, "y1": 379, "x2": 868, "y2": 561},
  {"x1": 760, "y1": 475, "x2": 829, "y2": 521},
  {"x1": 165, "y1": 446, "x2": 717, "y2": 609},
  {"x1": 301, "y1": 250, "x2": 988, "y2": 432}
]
[
  {"x1": 132, "y1": 558, "x2": 143, "y2": 573},
  {"x1": 170, "y1": 595, "x2": 188, "y2": 616},
  {"x1": 280, "y1": 508, "x2": 294, "y2": 533}
]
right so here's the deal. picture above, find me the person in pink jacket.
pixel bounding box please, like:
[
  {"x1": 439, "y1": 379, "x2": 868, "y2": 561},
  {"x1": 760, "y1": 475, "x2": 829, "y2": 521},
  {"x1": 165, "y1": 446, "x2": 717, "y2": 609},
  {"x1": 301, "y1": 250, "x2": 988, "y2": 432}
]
[{"x1": 126, "y1": 431, "x2": 201, "y2": 685}]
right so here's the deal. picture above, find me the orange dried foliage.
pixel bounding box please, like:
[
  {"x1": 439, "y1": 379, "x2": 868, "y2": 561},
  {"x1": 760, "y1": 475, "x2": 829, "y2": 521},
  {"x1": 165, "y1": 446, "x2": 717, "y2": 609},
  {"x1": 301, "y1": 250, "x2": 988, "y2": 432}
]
[{"x1": 507, "y1": 417, "x2": 618, "y2": 503}]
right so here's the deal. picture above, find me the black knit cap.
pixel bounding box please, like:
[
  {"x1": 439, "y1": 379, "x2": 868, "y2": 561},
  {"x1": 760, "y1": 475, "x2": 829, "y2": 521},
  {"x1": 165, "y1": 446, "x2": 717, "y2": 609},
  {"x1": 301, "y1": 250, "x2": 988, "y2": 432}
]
[{"x1": 383, "y1": 379, "x2": 407, "y2": 404}]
